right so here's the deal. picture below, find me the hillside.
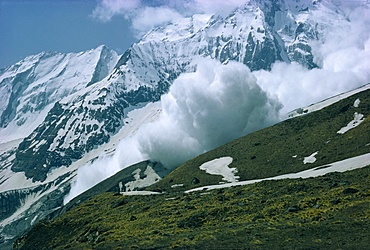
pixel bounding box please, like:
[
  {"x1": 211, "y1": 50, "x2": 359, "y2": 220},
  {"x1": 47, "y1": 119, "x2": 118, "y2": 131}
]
[
  {"x1": 148, "y1": 88, "x2": 370, "y2": 193},
  {"x1": 13, "y1": 166, "x2": 370, "y2": 250},
  {"x1": 13, "y1": 87, "x2": 370, "y2": 249}
]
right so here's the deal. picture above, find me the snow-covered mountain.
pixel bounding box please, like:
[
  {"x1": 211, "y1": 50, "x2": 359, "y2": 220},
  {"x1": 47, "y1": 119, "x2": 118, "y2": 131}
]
[
  {"x1": 0, "y1": 0, "x2": 368, "y2": 247},
  {"x1": 0, "y1": 45, "x2": 119, "y2": 142}
]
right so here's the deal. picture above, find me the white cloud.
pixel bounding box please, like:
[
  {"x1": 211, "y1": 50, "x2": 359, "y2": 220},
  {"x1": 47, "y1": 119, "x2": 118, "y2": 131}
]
[
  {"x1": 131, "y1": 6, "x2": 184, "y2": 37},
  {"x1": 92, "y1": 0, "x2": 141, "y2": 22},
  {"x1": 187, "y1": 0, "x2": 247, "y2": 14},
  {"x1": 312, "y1": 5, "x2": 370, "y2": 68},
  {"x1": 92, "y1": 0, "x2": 185, "y2": 37}
]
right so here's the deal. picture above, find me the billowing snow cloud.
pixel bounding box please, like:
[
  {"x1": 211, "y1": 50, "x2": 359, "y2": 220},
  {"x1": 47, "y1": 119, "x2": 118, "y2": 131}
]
[
  {"x1": 136, "y1": 59, "x2": 281, "y2": 167},
  {"x1": 312, "y1": 4, "x2": 370, "y2": 69},
  {"x1": 64, "y1": 58, "x2": 281, "y2": 203},
  {"x1": 253, "y1": 59, "x2": 369, "y2": 117}
]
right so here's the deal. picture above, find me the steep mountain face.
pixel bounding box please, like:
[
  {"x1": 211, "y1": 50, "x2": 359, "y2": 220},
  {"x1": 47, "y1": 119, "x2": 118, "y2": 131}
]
[
  {"x1": 0, "y1": 0, "x2": 364, "y2": 247},
  {"x1": 0, "y1": 45, "x2": 119, "y2": 141}
]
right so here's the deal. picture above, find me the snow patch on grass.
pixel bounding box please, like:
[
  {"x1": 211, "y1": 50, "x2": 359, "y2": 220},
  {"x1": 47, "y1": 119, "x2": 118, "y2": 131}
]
[
  {"x1": 199, "y1": 157, "x2": 239, "y2": 183},
  {"x1": 337, "y1": 112, "x2": 365, "y2": 134},
  {"x1": 171, "y1": 184, "x2": 184, "y2": 188},
  {"x1": 354, "y1": 98, "x2": 360, "y2": 107},
  {"x1": 121, "y1": 191, "x2": 161, "y2": 196},
  {"x1": 303, "y1": 151, "x2": 318, "y2": 164},
  {"x1": 125, "y1": 165, "x2": 162, "y2": 192},
  {"x1": 186, "y1": 152, "x2": 370, "y2": 193}
]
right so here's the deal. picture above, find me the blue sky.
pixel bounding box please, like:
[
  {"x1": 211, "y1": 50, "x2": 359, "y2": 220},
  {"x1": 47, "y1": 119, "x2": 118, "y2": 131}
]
[
  {"x1": 0, "y1": 0, "x2": 364, "y2": 69},
  {"x1": 0, "y1": 0, "x2": 137, "y2": 68},
  {"x1": 0, "y1": 0, "x2": 246, "y2": 69}
]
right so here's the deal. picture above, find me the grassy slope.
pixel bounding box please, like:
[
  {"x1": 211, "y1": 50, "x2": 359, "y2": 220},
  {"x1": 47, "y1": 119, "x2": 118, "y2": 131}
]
[
  {"x1": 14, "y1": 166, "x2": 370, "y2": 249},
  {"x1": 14, "y1": 89, "x2": 370, "y2": 249},
  {"x1": 148, "y1": 89, "x2": 370, "y2": 193}
]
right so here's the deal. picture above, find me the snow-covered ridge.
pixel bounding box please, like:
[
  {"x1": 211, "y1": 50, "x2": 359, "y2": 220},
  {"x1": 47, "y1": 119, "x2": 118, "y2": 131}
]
[
  {"x1": 141, "y1": 14, "x2": 212, "y2": 42},
  {"x1": 288, "y1": 83, "x2": 370, "y2": 118}
]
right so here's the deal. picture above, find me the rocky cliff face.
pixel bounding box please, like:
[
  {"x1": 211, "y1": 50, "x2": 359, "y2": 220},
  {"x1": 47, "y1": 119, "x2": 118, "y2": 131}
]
[{"x1": 0, "y1": 0, "x2": 360, "y2": 247}]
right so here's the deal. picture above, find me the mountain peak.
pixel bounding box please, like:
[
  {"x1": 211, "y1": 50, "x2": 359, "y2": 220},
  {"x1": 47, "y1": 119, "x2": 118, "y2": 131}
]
[{"x1": 140, "y1": 13, "x2": 212, "y2": 43}]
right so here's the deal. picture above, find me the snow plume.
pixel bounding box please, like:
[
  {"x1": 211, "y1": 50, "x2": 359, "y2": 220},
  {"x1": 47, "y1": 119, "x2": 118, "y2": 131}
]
[
  {"x1": 311, "y1": 3, "x2": 370, "y2": 69},
  {"x1": 253, "y1": 58, "x2": 370, "y2": 116},
  {"x1": 64, "y1": 59, "x2": 281, "y2": 203}
]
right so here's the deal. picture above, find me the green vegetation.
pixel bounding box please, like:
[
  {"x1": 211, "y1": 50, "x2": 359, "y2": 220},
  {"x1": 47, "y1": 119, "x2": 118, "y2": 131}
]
[{"x1": 14, "y1": 166, "x2": 370, "y2": 249}]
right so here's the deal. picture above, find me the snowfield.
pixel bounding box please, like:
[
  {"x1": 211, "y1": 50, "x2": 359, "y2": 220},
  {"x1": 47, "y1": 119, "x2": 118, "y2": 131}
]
[{"x1": 63, "y1": 101, "x2": 162, "y2": 204}]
